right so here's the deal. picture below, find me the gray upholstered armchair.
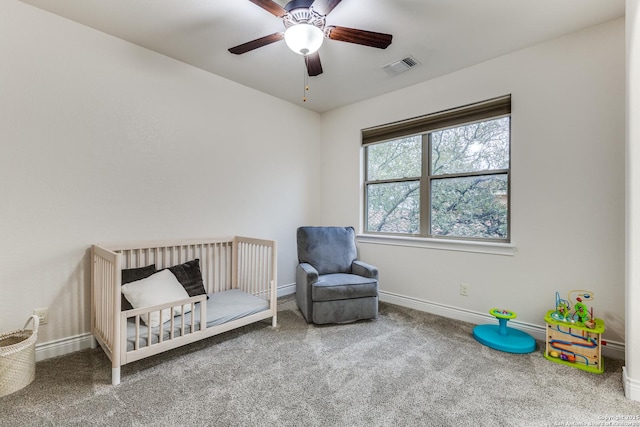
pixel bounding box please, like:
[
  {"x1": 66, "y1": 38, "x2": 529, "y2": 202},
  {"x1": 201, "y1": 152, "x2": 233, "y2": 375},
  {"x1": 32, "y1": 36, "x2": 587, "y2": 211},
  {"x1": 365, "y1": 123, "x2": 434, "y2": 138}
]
[{"x1": 296, "y1": 226, "x2": 379, "y2": 324}]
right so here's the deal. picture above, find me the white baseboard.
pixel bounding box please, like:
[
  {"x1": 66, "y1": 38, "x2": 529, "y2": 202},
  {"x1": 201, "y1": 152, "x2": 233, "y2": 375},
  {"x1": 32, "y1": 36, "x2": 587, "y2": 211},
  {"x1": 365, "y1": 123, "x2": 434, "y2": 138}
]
[
  {"x1": 623, "y1": 367, "x2": 640, "y2": 401},
  {"x1": 35, "y1": 287, "x2": 624, "y2": 362},
  {"x1": 278, "y1": 283, "x2": 296, "y2": 297},
  {"x1": 379, "y1": 290, "x2": 625, "y2": 360},
  {"x1": 35, "y1": 332, "x2": 94, "y2": 362}
]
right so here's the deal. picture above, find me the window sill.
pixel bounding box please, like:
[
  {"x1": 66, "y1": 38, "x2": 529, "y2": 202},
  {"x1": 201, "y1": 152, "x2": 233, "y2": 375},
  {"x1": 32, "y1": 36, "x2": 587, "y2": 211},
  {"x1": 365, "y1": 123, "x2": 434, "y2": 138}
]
[{"x1": 356, "y1": 234, "x2": 517, "y2": 256}]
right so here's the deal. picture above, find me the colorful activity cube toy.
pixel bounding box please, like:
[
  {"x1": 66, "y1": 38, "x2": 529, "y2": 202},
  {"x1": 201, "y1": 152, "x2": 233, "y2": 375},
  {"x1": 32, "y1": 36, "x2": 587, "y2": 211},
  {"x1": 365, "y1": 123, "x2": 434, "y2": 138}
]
[{"x1": 544, "y1": 291, "x2": 604, "y2": 374}]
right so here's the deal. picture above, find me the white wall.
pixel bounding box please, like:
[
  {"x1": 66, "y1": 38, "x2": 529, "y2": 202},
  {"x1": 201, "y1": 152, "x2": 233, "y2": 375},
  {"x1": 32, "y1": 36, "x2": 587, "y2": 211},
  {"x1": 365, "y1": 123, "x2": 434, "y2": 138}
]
[
  {"x1": 320, "y1": 19, "x2": 626, "y2": 346},
  {"x1": 625, "y1": 0, "x2": 640, "y2": 401},
  {"x1": 0, "y1": 1, "x2": 321, "y2": 344}
]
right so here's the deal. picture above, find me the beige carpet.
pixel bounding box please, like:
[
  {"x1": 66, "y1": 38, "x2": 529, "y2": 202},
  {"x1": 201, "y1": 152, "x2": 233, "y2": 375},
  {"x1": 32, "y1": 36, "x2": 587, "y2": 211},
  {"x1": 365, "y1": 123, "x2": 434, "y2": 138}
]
[{"x1": 2, "y1": 297, "x2": 639, "y2": 426}]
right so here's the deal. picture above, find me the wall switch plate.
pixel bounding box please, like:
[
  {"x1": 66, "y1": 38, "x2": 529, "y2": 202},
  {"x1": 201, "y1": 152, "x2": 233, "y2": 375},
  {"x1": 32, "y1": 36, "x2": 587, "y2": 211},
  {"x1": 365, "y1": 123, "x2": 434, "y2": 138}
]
[
  {"x1": 33, "y1": 308, "x2": 48, "y2": 325},
  {"x1": 460, "y1": 283, "x2": 470, "y2": 297}
]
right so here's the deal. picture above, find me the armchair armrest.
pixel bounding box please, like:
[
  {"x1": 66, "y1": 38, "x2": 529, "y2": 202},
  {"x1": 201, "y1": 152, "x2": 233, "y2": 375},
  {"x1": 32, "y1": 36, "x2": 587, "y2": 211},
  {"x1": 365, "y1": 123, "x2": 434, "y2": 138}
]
[
  {"x1": 296, "y1": 263, "x2": 318, "y2": 323},
  {"x1": 352, "y1": 260, "x2": 378, "y2": 280},
  {"x1": 297, "y1": 262, "x2": 319, "y2": 285}
]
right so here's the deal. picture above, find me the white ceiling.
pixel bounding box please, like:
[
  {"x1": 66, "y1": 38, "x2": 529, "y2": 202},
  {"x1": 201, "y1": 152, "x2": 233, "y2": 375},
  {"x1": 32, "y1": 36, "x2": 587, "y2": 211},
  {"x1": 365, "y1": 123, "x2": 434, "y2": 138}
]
[{"x1": 19, "y1": 0, "x2": 625, "y2": 113}]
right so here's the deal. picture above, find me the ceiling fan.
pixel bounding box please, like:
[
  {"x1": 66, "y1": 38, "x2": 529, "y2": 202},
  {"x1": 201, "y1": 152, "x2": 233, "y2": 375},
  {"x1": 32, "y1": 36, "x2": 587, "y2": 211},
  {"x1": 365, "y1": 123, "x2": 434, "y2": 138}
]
[{"x1": 228, "y1": 0, "x2": 393, "y2": 77}]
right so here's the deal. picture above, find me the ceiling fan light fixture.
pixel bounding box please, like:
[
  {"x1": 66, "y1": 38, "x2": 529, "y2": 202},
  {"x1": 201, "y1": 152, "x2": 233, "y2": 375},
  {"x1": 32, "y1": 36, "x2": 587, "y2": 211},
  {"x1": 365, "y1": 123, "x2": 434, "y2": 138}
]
[{"x1": 284, "y1": 23, "x2": 324, "y2": 55}]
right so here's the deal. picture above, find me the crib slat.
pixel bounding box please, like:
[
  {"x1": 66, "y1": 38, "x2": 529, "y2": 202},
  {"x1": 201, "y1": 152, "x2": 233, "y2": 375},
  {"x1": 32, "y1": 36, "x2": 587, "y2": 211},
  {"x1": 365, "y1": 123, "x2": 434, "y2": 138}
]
[
  {"x1": 181, "y1": 306, "x2": 186, "y2": 336},
  {"x1": 170, "y1": 312, "x2": 175, "y2": 340},
  {"x1": 147, "y1": 313, "x2": 152, "y2": 346},
  {"x1": 134, "y1": 316, "x2": 140, "y2": 351}
]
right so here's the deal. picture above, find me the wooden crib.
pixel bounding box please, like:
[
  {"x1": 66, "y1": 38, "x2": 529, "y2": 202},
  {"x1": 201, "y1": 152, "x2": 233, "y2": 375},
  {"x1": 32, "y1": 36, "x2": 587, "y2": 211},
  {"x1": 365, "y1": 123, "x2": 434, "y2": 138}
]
[{"x1": 91, "y1": 236, "x2": 277, "y2": 385}]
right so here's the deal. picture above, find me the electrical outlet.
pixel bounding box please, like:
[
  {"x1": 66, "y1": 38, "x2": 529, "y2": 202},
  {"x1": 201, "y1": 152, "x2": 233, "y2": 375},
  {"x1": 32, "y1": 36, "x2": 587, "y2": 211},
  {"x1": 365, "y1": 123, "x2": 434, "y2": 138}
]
[
  {"x1": 33, "y1": 308, "x2": 48, "y2": 325},
  {"x1": 460, "y1": 283, "x2": 470, "y2": 297}
]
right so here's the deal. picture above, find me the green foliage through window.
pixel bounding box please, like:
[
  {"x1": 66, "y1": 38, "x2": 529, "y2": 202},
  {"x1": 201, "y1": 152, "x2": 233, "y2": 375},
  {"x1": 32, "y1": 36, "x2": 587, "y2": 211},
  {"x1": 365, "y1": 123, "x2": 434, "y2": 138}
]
[{"x1": 367, "y1": 181, "x2": 420, "y2": 233}]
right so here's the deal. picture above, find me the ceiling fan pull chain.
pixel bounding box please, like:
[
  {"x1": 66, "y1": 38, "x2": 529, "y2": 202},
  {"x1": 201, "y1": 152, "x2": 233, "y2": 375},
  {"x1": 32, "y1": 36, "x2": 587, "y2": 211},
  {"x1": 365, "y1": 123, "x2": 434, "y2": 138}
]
[{"x1": 303, "y1": 55, "x2": 310, "y2": 102}]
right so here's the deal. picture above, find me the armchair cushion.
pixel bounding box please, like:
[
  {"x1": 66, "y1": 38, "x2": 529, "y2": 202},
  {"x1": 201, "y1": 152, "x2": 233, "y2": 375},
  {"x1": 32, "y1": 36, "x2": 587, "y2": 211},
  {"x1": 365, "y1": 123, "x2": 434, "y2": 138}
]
[
  {"x1": 297, "y1": 226, "x2": 357, "y2": 275},
  {"x1": 312, "y1": 273, "x2": 378, "y2": 302}
]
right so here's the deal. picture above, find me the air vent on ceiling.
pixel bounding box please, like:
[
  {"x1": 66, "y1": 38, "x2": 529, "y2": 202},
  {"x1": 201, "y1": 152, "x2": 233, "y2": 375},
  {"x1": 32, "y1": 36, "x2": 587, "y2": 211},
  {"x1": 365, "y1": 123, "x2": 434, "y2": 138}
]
[{"x1": 382, "y1": 55, "x2": 421, "y2": 76}]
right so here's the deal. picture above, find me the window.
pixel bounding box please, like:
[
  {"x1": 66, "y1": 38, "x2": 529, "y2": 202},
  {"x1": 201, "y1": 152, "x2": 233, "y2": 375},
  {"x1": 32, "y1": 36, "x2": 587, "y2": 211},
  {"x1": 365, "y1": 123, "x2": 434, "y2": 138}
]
[{"x1": 363, "y1": 96, "x2": 511, "y2": 242}]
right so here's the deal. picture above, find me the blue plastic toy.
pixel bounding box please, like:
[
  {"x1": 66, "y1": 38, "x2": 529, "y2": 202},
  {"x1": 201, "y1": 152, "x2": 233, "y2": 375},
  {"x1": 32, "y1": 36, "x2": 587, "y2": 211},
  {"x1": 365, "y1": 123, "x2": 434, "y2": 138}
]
[{"x1": 473, "y1": 308, "x2": 536, "y2": 354}]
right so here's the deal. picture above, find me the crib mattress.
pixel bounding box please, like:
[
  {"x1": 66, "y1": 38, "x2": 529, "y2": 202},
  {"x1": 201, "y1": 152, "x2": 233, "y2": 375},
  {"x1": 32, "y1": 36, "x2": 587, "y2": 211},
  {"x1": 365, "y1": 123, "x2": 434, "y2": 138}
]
[{"x1": 126, "y1": 289, "x2": 269, "y2": 351}]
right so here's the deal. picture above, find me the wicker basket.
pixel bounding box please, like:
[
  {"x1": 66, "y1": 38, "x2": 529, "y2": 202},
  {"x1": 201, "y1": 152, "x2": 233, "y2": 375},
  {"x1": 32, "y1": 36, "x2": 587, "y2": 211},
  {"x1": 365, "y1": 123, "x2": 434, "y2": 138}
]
[{"x1": 0, "y1": 315, "x2": 39, "y2": 397}]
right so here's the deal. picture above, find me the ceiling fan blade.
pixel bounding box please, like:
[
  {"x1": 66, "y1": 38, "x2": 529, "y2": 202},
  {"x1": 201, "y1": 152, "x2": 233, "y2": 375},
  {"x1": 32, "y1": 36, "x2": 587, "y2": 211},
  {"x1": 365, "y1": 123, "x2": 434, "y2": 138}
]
[
  {"x1": 248, "y1": 0, "x2": 287, "y2": 17},
  {"x1": 311, "y1": 0, "x2": 342, "y2": 16},
  {"x1": 326, "y1": 26, "x2": 393, "y2": 49},
  {"x1": 305, "y1": 52, "x2": 323, "y2": 76},
  {"x1": 228, "y1": 32, "x2": 284, "y2": 55}
]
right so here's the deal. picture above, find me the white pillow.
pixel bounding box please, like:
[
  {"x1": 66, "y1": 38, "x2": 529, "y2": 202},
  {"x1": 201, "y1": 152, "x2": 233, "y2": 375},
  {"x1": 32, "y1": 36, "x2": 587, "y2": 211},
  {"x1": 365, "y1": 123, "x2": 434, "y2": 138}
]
[{"x1": 121, "y1": 269, "x2": 191, "y2": 327}]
